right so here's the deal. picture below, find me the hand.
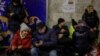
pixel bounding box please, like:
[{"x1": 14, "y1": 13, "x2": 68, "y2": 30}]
[
  {"x1": 93, "y1": 27, "x2": 97, "y2": 30},
  {"x1": 90, "y1": 28, "x2": 94, "y2": 32},
  {"x1": 61, "y1": 29, "x2": 65, "y2": 33},
  {"x1": 39, "y1": 40, "x2": 43, "y2": 45},
  {"x1": 35, "y1": 43, "x2": 40, "y2": 47},
  {"x1": 10, "y1": 13, "x2": 14, "y2": 16},
  {"x1": 31, "y1": 45, "x2": 33, "y2": 48},
  {"x1": 35, "y1": 40, "x2": 43, "y2": 47},
  {"x1": 58, "y1": 34, "x2": 63, "y2": 39},
  {"x1": 18, "y1": 45, "x2": 22, "y2": 49},
  {"x1": 12, "y1": 46, "x2": 16, "y2": 50}
]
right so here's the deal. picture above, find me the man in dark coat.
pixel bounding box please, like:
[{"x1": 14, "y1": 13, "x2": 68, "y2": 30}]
[
  {"x1": 72, "y1": 20, "x2": 91, "y2": 56},
  {"x1": 31, "y1": 22, "x2": 57, "y2": 56},
  {"x1": 53, "y1": 18, "x2": 72, "y2": 56}
]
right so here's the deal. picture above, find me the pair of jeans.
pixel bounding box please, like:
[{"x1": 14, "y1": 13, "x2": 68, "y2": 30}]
[{"x1": 31, "y1": 47, "x2": 57, "y2": 56}]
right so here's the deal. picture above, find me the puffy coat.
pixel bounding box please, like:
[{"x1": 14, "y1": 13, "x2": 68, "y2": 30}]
[
  {"x1": 32, "y1": 27, "x2": 57, "y2": 49},
  {"x1": 10, "y1": 30, "x2": 32, "y2": 49},
  {"x1": 72, "y1": 26, "x2": 91, "y2": 48},
  {"x1": 82, "y1": 10, "x2": 99, "y2": 28}
]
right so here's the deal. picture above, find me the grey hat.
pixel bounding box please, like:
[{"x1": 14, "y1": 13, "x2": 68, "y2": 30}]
[{"x1": 20, "y1": 23, "x2": 30, "y2": 31}]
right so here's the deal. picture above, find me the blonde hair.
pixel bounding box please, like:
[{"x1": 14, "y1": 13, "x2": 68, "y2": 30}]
[
  {"x1": 87, "y1": 5, "x2": 94, "y2": 10},
  {"x1": 0, "y1": 16, "x2": 8, "y2": 25}
]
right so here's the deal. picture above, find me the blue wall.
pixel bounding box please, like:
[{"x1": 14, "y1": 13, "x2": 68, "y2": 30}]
[
  {"x1": 0, "y1": 0, "x2": 46, "y2": 23},
  {"x1": 24, "y1": 0, "x2": 46, "y2": 23}
]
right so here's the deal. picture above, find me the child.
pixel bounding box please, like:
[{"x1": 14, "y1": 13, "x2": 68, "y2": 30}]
[{"x1": 7, "y1": 23, "x2": 32, "y2": 56}]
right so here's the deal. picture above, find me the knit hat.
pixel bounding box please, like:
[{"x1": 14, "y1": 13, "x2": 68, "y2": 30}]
[{"x1": 20, "y1": 23, "x2": 30, "y2": 31}]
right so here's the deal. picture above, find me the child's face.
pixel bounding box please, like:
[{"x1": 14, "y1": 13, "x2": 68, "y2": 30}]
[{"x1": 21, "y1": 30, "x2": 29, "y2": 36}]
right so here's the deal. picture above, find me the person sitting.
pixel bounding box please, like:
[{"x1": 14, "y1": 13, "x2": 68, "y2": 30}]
[
  {"x1": 6, "y1": 23, "x2": 32, "y2": 56},
  {"x1": 72, "y1": 20, "x2": 91, "y2": 56},
  {"x1": 31, "y1": 22, "x2": 57, "y2": 56},
  {"x1": 28, "y1": 16, "x2": 41, "y2": 33},
  {"x1": 0, "y1": 16, "x2": 12, "y2": 47},
  {"x1": 53, "y1": 18, "x2": 72, "y2": 56}
]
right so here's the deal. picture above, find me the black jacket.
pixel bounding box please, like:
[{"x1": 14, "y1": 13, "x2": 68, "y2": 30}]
[
  {"x1": 72, "y1": 26, "x2": 91, "y2": 48},
  {"x1": 5, "y1": 3, "x2": 26, "y2": 24},
  {"x1": 82, "y1": 10, "x2": 99, "y2": 28},
  {"x1": 53, "y1": 25, "x2": 70, "y2": 45}
]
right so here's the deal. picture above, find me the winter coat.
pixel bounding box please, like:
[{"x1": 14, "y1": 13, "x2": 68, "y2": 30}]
[
  {"x1": 82, "y1": 10, "x2": 99, "y2": 28},
  {"x1": 32, "y1": 27, "x2": 57, "y2": 49},
  {"x1": 5, "y1": 3, "x2": 26, "y2": 24},
  {"x1": 53, "y1": 25, "x2": 70, "y2": 46},
  {"x1": 72, "y1": 25, "x2": 91, "y2": 49},
  {"x1": 10, "y1": 30, "x2": 32, "y2": 49}
]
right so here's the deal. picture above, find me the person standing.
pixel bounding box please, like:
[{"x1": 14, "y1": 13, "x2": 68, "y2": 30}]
[
  {"x1": 5, "y1": 0, "x2": 27, "y2": 33},
  {"x1": 82, "y1": 5, "x2": 99, "y2": 46}
]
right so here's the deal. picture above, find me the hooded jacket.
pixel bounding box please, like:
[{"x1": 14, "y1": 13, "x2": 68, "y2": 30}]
[
  {"x1": 10, "y1": 30, "x2": 32, "y2": 49},
  {"x1": 10, "y1": 23, "x2": 32, "y2": 49}
]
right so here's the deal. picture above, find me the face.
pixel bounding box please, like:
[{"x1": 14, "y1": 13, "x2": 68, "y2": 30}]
[
  {"x1": 60, "y1": 21, "x2": 65, "y2": 27},
  {"x1": 21, "y1": 30, "x2": 29, "y2": 37},
  {"x1": 87, "y1": 6, "x2": 94, "y2": 13},
  {"x1": 38, "y1": 26, "x2": 46, "y2": 33}
]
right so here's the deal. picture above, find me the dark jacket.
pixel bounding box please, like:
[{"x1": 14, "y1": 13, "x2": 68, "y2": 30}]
[
  {"x1": 32, "y1": 27, "x2": 57, "y2": 49},
  {"x1": 5, "y1": 3, "x2": 27, "y2": 32},
  {"x1": 72, "y1": 25, "x2": 91, "y2": 48},
  {"x1": 53, "y1": 25, "x2": 70, "y2": 45},
  {"x1": 82, "y1": 10, "x2": 99, "y2": 28},
  {"x1": 5, "y1": 3, "x2": 26, "y2": 24}
]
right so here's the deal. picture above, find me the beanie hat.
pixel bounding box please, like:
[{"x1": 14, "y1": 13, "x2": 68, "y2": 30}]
[{"x1": 20, "y1": 23, "x2": 30, "y2": 31}]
